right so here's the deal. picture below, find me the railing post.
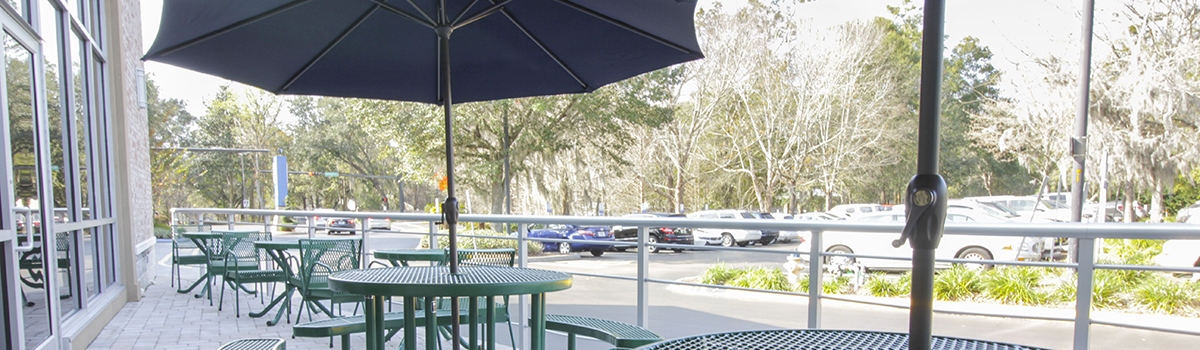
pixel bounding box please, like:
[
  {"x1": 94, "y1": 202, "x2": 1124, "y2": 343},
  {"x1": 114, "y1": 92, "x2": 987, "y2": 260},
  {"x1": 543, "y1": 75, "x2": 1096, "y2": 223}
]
[
  {"x1": 227, "y1": 214, "x2": 235, "y2": 230},
  {"x1": 263, "y1": 214, "x2": 271, "y2": 236},
  {"x1": 637, "y1": 226, "x2": 649, "y2": 328},
  {"x1": 517, "y1": 223, "x2": 529, "y2": 350},
  {"x1": 807, "y1": 230, "x2": 823, "y2": 328},
  {"x1": 428, "y1": 220, "x2": 438, "y2": 249},
  {"x1": 1074, "y1": 237, "x2": 1096, "y2": 350}
]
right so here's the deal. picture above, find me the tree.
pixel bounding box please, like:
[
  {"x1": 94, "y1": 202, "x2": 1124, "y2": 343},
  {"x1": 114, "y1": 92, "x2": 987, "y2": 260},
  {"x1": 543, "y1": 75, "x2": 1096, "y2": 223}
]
[{"x1": 146, "y1": 77, "x2": 195, "y2": 218}]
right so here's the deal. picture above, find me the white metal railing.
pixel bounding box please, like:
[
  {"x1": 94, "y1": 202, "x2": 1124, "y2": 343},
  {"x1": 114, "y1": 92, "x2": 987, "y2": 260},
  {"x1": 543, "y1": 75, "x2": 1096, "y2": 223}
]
[{"x1": 169, "y1": 207, "x2": 1200, "y2": 350}]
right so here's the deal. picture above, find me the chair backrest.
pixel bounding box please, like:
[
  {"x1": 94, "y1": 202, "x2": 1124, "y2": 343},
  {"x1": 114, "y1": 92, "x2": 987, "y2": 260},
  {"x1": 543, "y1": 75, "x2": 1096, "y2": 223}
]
[
  {"x1": 298, "y1": 239, "x2": 362, "y2": 284},
  {"x1": 222, "y1": 231, "x2": 271, "y2": 261},
  {"x1": 456, "y1": 248, "x2": 516, "y2": 267},
  {"x1": 171, "y1": 224, "x2": 207, "y2": 249}
]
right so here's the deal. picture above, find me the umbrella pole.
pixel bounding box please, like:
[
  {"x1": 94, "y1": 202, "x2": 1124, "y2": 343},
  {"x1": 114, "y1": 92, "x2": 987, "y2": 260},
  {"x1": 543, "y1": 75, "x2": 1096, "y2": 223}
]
[
  {"x1": 437, "y1": 24, "x2": 464, "y2": 350},
  {"x1": 908, "y1": 1, "x2": 947, "y2": 350}
]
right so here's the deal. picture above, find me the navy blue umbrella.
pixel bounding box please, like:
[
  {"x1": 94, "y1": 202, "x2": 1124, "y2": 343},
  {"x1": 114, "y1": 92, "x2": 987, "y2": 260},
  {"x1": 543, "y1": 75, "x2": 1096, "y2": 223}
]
[{"x1": 144, "y1": 0, "x2": 702, "y2": 276}]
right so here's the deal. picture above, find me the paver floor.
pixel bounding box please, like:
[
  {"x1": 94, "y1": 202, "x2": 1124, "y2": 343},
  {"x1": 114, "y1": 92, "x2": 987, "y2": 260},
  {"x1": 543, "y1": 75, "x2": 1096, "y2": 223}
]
[{"x1": 89, "y1": 273, "x2": 512, "y2": 350}]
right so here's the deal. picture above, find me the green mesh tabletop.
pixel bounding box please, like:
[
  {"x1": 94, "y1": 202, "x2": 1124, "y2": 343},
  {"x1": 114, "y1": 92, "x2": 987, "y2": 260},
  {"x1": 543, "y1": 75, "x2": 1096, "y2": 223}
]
[
  {"x1": 328, "y1": 265, "x2": 571, "y2": 296},
  {"x1": 217, "y1": 338, "x2": 285, "y2": 350},
  {"x1": 634, "y1": 329, "x2": 1050, "y2": 350}
]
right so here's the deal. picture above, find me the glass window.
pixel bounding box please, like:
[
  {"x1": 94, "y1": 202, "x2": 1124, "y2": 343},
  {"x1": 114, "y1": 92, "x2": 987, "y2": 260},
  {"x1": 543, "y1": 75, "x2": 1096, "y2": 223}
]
[
  {"x1": 82, "y1": 227, "x2": 98, "y2": 298},
  {"x1": 5, "y1": 0, "x2": 26, "y2": 22},
  {"x1": 947, "y1": 214, "x2": 975, "y2": 222},
  {"x1": 719, "y1": 213, "x2": 734, "y2": 219},
  {"x1": 7, "y1": 31, "x2": 52, "y2": 349},
  {"x1": 739, "y1": 213, "x2": 753, "y2": 219},
  {"x1": 72, "y1": 29, "x2": 90, "y2": 220}
]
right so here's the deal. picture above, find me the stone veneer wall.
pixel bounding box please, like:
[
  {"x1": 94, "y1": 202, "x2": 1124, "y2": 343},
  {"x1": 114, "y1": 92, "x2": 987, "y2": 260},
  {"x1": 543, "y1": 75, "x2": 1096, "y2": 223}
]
[{"x1": 110, "y1": 0, "x2": 153, "y2": 295}]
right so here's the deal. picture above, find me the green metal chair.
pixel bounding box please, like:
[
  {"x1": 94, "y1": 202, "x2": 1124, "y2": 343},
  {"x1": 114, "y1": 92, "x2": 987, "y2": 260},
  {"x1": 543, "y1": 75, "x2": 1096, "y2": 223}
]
[
  {"x1": 441, "y1": 248, "x2": 518, "y2": 348},
  {"x1": 170, "y1": 224, "x2": 209, "y2": 289},
  {"x1": 218, "y1": 230, "x2": 284, "y2": 317},
  {"x1": 17, "y1": 232, "x2": 73, "y2": 303},
  {"x1": 293, "y1": 238, "x2": 364, "y2": 323}
]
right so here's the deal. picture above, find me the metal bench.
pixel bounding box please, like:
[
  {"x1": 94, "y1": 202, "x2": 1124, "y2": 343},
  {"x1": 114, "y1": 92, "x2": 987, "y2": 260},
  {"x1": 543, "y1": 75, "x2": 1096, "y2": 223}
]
[
  {"x1": 542, "y1": 314, "x2": 662, "y2": 350},
  {"x1": 217, "y1": 338, "x2": 285, "y2": 350},
  {"x1": 294, "y1": 305, "x2": 508, "y2": 350}
]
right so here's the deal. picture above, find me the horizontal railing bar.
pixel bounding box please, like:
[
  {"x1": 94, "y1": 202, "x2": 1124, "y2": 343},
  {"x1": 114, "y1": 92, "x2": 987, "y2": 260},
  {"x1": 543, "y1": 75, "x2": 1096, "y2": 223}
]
[{"x1": 171, "y1": 208, "x2": 1200, "y2": 240}]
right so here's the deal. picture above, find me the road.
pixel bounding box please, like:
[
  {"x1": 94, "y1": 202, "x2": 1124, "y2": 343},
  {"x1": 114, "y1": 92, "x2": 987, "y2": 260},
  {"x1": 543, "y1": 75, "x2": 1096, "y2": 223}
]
[{"x1": 157, "y1": 223, "x2": 1199, "y2": 349}]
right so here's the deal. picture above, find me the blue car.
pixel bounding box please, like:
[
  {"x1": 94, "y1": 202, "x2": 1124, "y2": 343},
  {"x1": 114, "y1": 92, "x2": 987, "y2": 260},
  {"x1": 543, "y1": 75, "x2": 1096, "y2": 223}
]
[{"x1": 528, "y1": 224, "x2": 614, "y2": 257}]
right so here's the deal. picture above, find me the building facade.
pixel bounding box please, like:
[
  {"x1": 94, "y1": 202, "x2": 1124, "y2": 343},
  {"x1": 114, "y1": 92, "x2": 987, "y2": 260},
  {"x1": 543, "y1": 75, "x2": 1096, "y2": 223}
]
[{"x1": 2, "y1": 0, "x2": 152, "y2": 349}]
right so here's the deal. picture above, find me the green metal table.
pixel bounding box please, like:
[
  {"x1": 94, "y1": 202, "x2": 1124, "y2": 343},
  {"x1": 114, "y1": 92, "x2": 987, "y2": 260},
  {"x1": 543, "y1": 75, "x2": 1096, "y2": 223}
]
[
  {"x1": 179, "y1": 231, "x2": 222, "y2": 298},
  {"x1": 633, "y1": 329, "x2": 1050, "y2": 349},
  {"x1": 329, "y1": 265, "x2": 572, "y2": 350},
  {"x1": 374, "y1": 249, "x2": 449, "y2": 267},
  {"x1": 252, "y1": 240, "x2": 300, "y2": 325}
]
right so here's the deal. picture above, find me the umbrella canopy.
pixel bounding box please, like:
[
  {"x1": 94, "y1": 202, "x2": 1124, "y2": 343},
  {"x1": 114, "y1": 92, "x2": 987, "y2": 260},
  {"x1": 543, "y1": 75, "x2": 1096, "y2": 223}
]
[
  {"x1": 145, "y1": 3, "x2": 700, "y2": 346},
  {"x1": 144, "y1": 0, "x2": 703, "y2": 104}
]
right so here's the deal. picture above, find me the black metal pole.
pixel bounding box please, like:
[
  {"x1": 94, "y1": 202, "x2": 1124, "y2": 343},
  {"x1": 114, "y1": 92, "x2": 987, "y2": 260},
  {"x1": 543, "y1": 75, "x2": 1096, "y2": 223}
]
[
  {"x1": 1068, "y1": 0, "x2": 1096, "y2": 262},
  {"x1": 910, "y1": 1, "x2": 946, "y2": 350},
  {"x1": 437, "y1": 22, "x2": 463, "y2": 350}
]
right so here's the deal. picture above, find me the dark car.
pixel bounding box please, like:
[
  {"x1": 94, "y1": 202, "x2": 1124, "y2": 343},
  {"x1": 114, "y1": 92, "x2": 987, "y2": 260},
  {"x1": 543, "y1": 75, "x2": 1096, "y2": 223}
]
[
  {"x1": 528, "y1": 224, "x2": 614, "y2": 257},
  {"x1": 326, "y1": 218, "x2": 357, "y2": 234},
  {"x1": 750, "y1": 212, "x2": 780, "y2": 245},
  {"x1": 610, "y1": 213, "x2": 695, "y2": 253}
]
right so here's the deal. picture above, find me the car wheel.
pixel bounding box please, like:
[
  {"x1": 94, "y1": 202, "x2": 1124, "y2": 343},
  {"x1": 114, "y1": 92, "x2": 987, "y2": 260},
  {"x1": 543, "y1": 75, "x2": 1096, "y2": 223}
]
[
  {"x1": 759, "y1": 237, "x2": 774, "y2": 245},
  {"x1": 824, "y1": 246, "x2": 855, "y2": 265},
  {"x1": 956, "y1": 247, "x2": 994, "y2": 270},
  {"x1": 646, "y1": 235, "x2": 660, "y2": 253},
  {"x1": 736, "y1": 241, "x2": 749, "y2": 247},
  {"x1": 615, "y1": 247, "x2": 628, "y2": 252},
  {"x1": 590, "y1": 249, "x2": 604, "y2": 257},
  {"x1": 558, "y1": 242, "x2": 573, "y2": 255},
  {"x1": 672, "y1": 249, "x2": 684, "y2": 253},
  {"x1": 721, "y1": 234, "x2": 736, "y2": 247}
]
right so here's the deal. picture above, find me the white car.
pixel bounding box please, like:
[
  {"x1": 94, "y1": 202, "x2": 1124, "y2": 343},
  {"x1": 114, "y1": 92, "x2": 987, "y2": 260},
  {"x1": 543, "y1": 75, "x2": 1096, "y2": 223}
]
[
  {"x1": 768, "y1": 213, "x2": 801, "y2": 243},
  {"x1": 311, "y1": 208, "x2": 336, "y2": 230},
  {"x1": 367, "y1": 217, "x2": 391, "y2": 229},
  {"x1": 819, "y1": 208, "x2": 1044, "y2": 270},
  {"x1": 686, "y1": 209, "x2": 763, "y2": 247},
  {"x1": 827, "y1": 203, "x2": 888, "y2": 218},
  {"x1": 794, "y1": 212, "x2": 843, "y2": 221},
  {"x1": 1156, "y1": 239, "x2": 1200, "y2": 271}
]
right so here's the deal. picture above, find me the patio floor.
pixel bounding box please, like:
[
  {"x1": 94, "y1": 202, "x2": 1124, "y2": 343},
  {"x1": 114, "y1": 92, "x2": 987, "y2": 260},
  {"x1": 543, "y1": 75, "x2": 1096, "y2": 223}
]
[{"x1": 88, "y1": 273, "x2": 512, "y2": 350}]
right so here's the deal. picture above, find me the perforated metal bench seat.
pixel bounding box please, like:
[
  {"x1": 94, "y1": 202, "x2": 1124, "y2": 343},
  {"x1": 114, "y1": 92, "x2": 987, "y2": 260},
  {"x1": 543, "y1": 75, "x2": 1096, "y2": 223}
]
[
  {"x1": 294, "y1": 304, "x2": 509, "y2": 350},
  {"x1": 542, "y1": 314, "x2": 662, "y2": 349},
  {"x1": 217, "y1": 338, "x2": 285, "y2": 350}
]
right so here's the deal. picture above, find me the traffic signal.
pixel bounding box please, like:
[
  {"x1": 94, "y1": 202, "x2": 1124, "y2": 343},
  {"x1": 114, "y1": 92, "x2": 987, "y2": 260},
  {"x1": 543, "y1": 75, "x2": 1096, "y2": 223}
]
[
  {"x1": 308, "y1": 171, "x2": 316, "y2": 176},
  {"x1": 382, "y1": 197, "x2": 388, "y2": 203}
]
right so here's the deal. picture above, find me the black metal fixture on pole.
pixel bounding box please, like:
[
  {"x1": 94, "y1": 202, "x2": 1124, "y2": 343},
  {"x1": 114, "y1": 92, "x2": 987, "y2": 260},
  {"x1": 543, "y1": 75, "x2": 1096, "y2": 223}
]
[{"x1": 896, "y1": 1, "x2": 949, "y2": 350}]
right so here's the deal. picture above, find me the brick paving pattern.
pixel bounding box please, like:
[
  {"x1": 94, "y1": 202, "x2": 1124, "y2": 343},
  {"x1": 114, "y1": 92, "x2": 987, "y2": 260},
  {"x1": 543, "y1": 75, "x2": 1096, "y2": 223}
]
[{"x1": 88, "y1": 274, "x2": 493, "y2": 350}]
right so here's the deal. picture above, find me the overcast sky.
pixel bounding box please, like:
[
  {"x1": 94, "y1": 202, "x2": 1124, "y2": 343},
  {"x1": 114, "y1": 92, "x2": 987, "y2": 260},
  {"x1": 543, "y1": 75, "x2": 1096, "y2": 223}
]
[{"x1": 140, "y1": 0, "x2": 1112, "y2": 118}]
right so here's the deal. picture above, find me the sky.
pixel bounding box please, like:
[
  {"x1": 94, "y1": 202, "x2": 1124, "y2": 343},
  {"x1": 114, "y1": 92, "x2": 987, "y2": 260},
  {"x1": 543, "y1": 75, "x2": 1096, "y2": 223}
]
[{"x1": 140, "y1": 0, "x2": 1113, "y2": 118}]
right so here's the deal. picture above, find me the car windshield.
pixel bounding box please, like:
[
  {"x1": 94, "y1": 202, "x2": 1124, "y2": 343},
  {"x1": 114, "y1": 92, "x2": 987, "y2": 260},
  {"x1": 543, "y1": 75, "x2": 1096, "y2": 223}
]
[
  {"x1": 740, "y1": 212, "x2": 754, "y2": 219},
  {"x1": 758, "y1": 213, "x2": 774, "y2": 219}
]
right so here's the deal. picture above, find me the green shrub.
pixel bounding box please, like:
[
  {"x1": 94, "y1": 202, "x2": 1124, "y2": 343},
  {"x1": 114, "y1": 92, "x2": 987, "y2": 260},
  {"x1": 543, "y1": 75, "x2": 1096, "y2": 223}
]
[
  {"x1": 1052, "y1": 270, "x2": 1127, "y2": 307},
  {"x1": 1135, "y1": 276, "x2": 1197, "y2": 314},
  {"x1": 790, "y1": 274, "x2": 853, "y2": 294},
  {"x1": 865, "y1": 272, "x2": 911, "y2": 297},
  {"x1": 420, "y1": 229, "x2": 542, "y2": 255},
  {"x1": 982, "y1": 266, "x2": 1048, "y2": 305},
  {"x1": 701, "y1": 263, "x2": 743, "y2": 285},
  {"x1": 153, "y1": 226, "x2": 173, "y2": 239},
  {"x1": 728, "y1": 266, "x2": 791, "y2": 291},
  {"x1": 278, "y1": 215, "x2": 296, "y2": 232},
  {"x1": 934, "y1": 266, "x2": 982, "y2": 301}
]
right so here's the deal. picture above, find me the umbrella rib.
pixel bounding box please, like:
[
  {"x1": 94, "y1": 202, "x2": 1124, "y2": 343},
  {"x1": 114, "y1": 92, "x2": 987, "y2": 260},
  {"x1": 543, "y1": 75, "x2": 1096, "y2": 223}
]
[
  {"x1": 553, "y1": 0, "x2": 698, "y2": 55},
  {"x1": 452, "y1": 0, "x2": 512, "y2": 30},
  {"x1": 494, "y1": 6, "x2": 588, "y2": 90},
  {"x1": 147, "y1": 0, "x2": 314, "y2": 58},
  {"x1": 451, "y1": 0, "x2": 481, "y2": 25},
  {"x1": 372, "y1": 0, "x2": 435, "y2": 28},
  {"x1": 280, "y1": 5, "x2": 380, "y2": 92}
]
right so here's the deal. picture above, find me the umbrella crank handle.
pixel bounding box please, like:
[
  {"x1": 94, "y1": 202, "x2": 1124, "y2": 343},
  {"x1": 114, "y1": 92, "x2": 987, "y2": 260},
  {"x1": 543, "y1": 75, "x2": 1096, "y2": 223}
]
[
  {"x1": 442, "y1": 198, "x2": 459, "y2": 227},
  {"x1": 893, "y1": 175, "x2": 948, "y2": 250}
]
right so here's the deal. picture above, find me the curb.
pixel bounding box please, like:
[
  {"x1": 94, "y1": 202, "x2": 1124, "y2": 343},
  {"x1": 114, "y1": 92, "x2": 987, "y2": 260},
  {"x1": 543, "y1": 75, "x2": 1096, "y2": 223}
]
[{"x1": 527, "y1": 253, "x2": 580, "y2": 263}]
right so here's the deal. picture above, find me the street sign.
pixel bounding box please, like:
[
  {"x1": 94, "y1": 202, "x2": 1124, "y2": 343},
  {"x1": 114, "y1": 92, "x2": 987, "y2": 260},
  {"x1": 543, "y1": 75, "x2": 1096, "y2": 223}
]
[
  {"x1": 324, "y1": 172, "x2": 339, "y2": 177},
  {"x1": 242, "y1": 199, "x2": 250, "y2": 207}
]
